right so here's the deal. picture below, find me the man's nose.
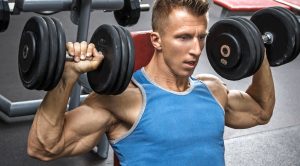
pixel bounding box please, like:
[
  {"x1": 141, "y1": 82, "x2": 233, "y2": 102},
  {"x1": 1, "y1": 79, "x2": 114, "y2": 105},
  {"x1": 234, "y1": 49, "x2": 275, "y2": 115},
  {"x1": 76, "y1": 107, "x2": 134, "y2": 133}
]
[{"x1": 189, "y1": 38, "x2": 202, "y2": 56}]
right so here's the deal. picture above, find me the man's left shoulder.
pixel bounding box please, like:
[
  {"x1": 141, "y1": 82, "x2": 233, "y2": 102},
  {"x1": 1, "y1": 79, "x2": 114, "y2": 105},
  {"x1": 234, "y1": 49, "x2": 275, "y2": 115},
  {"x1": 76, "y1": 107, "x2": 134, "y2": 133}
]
[
  {"x1": 194, "y1": 74, "x2": 223, "y2": 84},
  {"x1": 194, "y1": 74, "x2": 229, "y2": 108},
  {"x1": 194, "y1": 74, "x2": 228, "y2": 94}
]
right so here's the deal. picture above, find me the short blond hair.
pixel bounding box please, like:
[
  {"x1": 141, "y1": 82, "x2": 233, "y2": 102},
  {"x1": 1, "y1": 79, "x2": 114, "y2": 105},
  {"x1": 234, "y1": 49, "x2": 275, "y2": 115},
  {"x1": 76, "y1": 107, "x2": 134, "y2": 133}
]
[{"x1": 152, "y1": 0, "x2": 209, "y2": 33}]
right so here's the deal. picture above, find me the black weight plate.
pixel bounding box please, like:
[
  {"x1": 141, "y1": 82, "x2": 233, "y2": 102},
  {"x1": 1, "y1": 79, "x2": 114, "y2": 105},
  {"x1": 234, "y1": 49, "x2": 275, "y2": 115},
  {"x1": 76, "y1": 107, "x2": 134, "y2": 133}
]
[
  {"x1": 206, "y1": 18, "x2": 255, "y2": 80},
  {"x1": 272, "y1": 7, "x2": 300, "y2": 64},
  {"x1": 106, "y1": 25, "x2": 123, "y2": 95},
  {"x1": 238, "y1": 17, "x2": 264, "y2": 75},
  {"x1": 18, "y1": 16, "x2": 49, "y2": 89},
  {"x1": 0, "y1": 0, "x2": 3, "y2": 26},
  {"x1": 251, "y1": 7, "x2": 296, "y2": 66},
  {"x1": 42, "y1": 17, "x2": 58, "y2": 91},
  {"x1": 111, "y1": 25, "x2": 129, "y2": 95},
  {"x1": 238, "y1": 18, "x2": 263, "y2": 75},
  {"x1": 114, "y1": 9, "x2": 140, "y2": 27},
  {"x1": 120, "y1": 26, "x2": 135, "y2": 91},
  {"x1": 241, "y1": 18, "x2": 265, "y2": 74},
  {"x1": 113, "y1": 0, "x2": 140, "y2": 27},
  {"x1": 230, "y1": 17, "x2": 258, "y2": 77},
  {"x1": 212, "y1": 33, "x2": 241, "y2": 69},
  {"x1": 101, "y1": 26, "x2": 123, "y2": 95},
  {"x1": 0, "y1": 0, "x2": 10, "y2": 32},
  {"x1": 51, "y1": 17, "x2": 66, "y2": 91},
  {"x1": 87, "y1": 24, "x2": 122, "y2": 94},
  {"x1": 19, "y1": 31, "x2": 36, "y2": 74}
]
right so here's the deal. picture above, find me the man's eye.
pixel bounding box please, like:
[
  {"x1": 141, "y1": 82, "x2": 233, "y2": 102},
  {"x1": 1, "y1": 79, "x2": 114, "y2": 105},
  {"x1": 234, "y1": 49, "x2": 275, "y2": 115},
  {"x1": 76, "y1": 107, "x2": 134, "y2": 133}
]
[
  {"x1": 179, "y1": 35, "x2": 191, "y2": 40},
  {"x1": 199, "y1": 35, "x2": 207, "y2": 41}
]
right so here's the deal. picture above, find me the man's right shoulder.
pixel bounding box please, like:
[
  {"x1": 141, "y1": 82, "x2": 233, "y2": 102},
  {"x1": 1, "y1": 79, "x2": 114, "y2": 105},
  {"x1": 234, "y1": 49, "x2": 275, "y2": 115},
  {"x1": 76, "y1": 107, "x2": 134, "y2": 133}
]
[{"x1": 83, "y1": 81, "x2": 143, "y2": 118}]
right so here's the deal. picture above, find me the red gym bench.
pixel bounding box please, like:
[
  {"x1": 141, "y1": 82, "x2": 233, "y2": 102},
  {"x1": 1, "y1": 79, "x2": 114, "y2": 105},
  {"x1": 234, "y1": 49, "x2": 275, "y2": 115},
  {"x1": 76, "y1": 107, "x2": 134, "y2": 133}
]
[
  {"x1": 275, "y1": 0, "x2": 300, "y2": 10},
  {"x1": 131, "y1": 31, "x2": 154, "y2": 71},
  {"x1": 213, "y1": 0, "x2": 295, "y2": 17}
]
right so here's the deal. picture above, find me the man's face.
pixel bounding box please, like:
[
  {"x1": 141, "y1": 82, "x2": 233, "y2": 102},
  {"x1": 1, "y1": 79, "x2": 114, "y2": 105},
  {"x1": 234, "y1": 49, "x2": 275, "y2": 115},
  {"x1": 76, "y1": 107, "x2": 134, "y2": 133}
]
[{"x1": 159, "y1": 8, "x2": 208, "y2": 77}]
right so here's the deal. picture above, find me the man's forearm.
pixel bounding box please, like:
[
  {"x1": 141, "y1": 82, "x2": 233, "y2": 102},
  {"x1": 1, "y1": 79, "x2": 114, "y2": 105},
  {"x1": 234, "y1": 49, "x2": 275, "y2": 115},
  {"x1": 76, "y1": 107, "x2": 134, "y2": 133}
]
[
  {"x1": 39, "y1": 76, "x2": 78, "y2": 124},
  {"x1": 28, "y1": 75, "x2": 79, "y2": 155},
  {"x1": 246, "y1": 55, "x2": 275, "y2": 121}
]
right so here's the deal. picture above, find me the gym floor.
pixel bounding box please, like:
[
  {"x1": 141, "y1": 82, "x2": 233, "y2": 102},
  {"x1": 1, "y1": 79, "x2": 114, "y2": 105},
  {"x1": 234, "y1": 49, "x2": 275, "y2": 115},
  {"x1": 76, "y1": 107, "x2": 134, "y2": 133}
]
[{"x1": 1, "y1": 0, "x2": 300, "y2": 165}]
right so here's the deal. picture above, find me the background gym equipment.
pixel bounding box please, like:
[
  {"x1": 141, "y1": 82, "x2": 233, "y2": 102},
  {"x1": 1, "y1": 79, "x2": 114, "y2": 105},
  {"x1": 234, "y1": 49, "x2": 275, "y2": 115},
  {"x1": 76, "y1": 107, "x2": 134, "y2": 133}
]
[
  {"x1": 0, "y1": 0, "x2": 150, "y2": 33},
  {"x1": 114, "y1": 0, "x2": 141, "y2": 26},
  {"x1": 0, "y1": 0, "x2": 10, "y2": 32},
  {"x1": 206, "y1": 6, "x2": 300, "y2": 80},
  {"x1": 114, "y1": 0, "x2": 151, "y2": 26},
  {"x1": 18, "y1": 16, "x2": 135, "y2": 95}
]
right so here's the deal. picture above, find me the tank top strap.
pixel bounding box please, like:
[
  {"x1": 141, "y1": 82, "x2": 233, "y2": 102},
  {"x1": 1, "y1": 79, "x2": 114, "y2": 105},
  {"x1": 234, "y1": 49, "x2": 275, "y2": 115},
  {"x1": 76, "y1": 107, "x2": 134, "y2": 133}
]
[{"x1": 132, "y1": 68, "x2": 151, "y2": 85}]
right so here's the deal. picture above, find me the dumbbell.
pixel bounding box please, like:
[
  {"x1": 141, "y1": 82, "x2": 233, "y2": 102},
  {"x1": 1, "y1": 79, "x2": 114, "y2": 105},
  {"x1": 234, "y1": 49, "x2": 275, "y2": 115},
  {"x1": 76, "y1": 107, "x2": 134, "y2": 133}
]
[
  {"x1": 18, "y1": 16, "x2": 135, "y2": 95},
  {"x1": 0, "y1": 0, "x2": 10, "y2": 32},
  {"x1": 206, "y1": 7, "x2": 300, "y2": 80}
]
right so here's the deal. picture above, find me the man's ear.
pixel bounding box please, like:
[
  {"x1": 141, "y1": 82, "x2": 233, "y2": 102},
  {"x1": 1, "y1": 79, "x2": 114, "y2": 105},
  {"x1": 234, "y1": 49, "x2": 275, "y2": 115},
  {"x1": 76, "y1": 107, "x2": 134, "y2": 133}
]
[{"x1": 150, "y1": 32, "x2": 162, "y2": 51}]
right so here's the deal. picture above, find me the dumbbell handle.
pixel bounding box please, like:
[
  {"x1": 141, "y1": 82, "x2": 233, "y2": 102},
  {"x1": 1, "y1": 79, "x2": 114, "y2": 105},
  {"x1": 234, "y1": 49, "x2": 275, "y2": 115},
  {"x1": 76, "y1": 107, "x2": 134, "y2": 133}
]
[
  {"x1": 104, "y1": 3, "x2": 150, "y2": 12},
  {"x1": 262, "y1": 32, "x2": 274, "y2": 45},
  {"x1": 65, "y1": 53, "x2": 74, "y2": 61},
  {"x1": 140, "y1": 4, "x2": 150, "y2": 11}
]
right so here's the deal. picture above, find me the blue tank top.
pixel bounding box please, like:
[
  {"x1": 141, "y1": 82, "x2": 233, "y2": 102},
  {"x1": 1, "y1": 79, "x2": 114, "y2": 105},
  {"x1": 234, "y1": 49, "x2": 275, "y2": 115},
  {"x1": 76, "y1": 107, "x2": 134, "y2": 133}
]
[{"x1": 110, "y1": 68, "x2": 225, "y2": 166}]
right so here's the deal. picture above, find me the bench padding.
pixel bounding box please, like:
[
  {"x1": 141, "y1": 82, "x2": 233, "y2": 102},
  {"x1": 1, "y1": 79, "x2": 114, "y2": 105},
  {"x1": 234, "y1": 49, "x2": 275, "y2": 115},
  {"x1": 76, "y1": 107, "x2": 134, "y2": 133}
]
[{"x1": 213, "y1": 0, "x2": 290, "y2": 11}]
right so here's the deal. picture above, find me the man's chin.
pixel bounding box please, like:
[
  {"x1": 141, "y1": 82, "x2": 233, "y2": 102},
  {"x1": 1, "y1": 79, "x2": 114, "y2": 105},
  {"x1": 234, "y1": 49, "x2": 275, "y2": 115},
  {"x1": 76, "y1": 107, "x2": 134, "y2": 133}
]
[{"x1": 178, "y1": 69, "x2": 195, "y2": 78}]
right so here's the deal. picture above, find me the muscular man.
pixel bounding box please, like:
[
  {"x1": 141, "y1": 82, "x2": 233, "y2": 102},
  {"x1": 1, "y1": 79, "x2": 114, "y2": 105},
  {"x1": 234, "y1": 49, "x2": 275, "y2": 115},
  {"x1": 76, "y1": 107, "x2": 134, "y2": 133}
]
[{"x1": 27, "y1": 0, "x2": 275, "y2": 165}]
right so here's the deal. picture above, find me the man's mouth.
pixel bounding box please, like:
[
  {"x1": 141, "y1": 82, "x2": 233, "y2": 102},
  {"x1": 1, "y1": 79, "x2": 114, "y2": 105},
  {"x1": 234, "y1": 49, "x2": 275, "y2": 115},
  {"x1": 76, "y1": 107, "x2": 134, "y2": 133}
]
[{"x1": 184, "y1": 61, "x2": 196, "y2": 68}]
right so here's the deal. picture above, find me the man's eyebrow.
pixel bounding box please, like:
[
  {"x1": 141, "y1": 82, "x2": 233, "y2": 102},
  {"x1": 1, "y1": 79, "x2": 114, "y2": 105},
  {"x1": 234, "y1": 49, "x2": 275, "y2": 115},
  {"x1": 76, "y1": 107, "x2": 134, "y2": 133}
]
[
  {"x1": 198, "y1": 33, "x2": 208, "y2": 37},
  {"x1": 202, "y1": 33, "x2": 208, "y2": 36}
]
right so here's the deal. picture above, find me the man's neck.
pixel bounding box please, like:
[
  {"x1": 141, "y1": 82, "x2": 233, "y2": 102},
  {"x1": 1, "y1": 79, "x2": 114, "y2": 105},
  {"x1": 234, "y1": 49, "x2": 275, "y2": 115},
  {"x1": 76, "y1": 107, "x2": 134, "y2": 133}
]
[{"x1": 144, "y1": 53, "x2": 190, "y2": 92}]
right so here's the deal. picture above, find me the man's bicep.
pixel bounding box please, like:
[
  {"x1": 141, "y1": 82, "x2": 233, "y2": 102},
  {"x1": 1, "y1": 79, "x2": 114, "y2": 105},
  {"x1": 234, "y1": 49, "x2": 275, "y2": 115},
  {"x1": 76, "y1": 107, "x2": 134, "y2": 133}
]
[{"x1": 225, "y1": 90, "x2": 266, "y2": 129}]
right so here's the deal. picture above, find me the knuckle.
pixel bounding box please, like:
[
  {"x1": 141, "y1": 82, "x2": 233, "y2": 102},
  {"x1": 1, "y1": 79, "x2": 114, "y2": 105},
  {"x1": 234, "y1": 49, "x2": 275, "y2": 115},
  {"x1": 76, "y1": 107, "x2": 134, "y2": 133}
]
[
  {"x1": 80, "y1": 41, "x2": 88, "y2": 48},
  {"x1": 89, "y1": 43, "x2": 95, "y2": 48},
  {"x1": 66, "y1": 42, "x2": 73, "y2": 47}
]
